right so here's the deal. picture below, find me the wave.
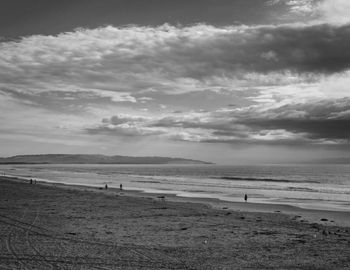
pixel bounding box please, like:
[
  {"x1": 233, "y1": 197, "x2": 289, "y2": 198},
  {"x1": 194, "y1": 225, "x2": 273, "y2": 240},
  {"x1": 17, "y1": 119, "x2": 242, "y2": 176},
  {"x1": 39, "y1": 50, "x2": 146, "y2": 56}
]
[
  {"x1": 217, "y1": 176, "x2": 319, "y2": 184},
  {"x1": 132, "y1": 180, "x2": 161, "y2": 184}
]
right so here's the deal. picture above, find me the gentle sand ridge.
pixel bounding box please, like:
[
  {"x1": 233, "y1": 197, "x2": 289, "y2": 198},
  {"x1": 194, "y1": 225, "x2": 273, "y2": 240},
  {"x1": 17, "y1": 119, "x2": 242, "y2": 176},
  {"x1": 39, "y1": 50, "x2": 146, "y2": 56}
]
[{"x1": 0, "y1": 176, "x2": 349, "y2": 269}]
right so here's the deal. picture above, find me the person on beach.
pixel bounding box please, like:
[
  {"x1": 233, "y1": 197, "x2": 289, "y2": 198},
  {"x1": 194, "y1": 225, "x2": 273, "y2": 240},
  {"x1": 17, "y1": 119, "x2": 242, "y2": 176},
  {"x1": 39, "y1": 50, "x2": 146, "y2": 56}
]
[
  {"x1": 120, "y1": 184, "x2": 123, "y2": 190},
  {"x1": 105, "y1": 184, "x2": 108, "y2": 189},
  {"x1": 244, "y1": 194, "x2": 248, "y2": 202},
  {"x1": 30, "y1": 179, "x2": 33, "y2": 184}
]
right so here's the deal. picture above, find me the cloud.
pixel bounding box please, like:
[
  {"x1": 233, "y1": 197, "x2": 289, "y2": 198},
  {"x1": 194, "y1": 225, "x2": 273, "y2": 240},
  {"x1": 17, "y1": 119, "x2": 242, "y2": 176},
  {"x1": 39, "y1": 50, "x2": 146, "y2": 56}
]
[
  {"x1": 238, "y1": 98, "x2": 350, "y2": 140},
  {"x1": 318, "y1": 0, "x2": 350, "y2": 24},
  {"x1": 224, "y1": 98, "x2": 350, "y2": 144},
  {"x1": 0, "y1": 88, "x2": 135, "y2": 113},
  {"x1": 1, "y1": 22, "x2": 350, "y2": 151},
  {"x1": 1, "y1": 23, "x2": 350, "y2": 101},
  {"x1": 1, "y1": 23, "x2": 350, "y2": 125},
  {"x1": 86, "y1": 98, "x2": 350, "y2": 146},
  {"x1": 244, "y1": 118, "x2": 350, "y2": 141},
  {"x1": 86, "y1": 114, "x2": 164, "y2": 138},
  {"x1": 269, "y1": 0, "x2": 317, "y2": 15},
  {"x1": 269, "y1": 0, "x2": 350, "y2": 25},
  {"x1": 86, "y1": 112, "x2": 223, "y2": 141}
]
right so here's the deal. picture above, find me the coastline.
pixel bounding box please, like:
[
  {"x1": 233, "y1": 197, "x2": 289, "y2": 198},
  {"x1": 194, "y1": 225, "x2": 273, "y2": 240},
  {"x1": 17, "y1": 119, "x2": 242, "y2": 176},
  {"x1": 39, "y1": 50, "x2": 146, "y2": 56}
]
[{"x1": 4, "y1": 174, "x2": 350, "y2": 228}]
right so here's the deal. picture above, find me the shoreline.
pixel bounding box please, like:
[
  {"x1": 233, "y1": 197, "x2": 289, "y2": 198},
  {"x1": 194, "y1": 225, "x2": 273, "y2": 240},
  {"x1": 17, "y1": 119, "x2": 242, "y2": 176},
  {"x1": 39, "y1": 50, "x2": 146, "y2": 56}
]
[
  {"x1": 1, "y1": 175, "x2": 349, "y2": 269},
  {"x1": 3, "y1": 164, "x2": 349, "y2": 213},
  {"x1": 4, "y1": 174, "x2": 350, "y2": 227}
]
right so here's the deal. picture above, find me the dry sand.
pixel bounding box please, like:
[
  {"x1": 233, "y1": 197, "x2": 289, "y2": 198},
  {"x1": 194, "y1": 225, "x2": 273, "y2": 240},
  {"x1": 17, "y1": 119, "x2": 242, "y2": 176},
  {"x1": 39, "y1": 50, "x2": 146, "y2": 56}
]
[{"x1": 0, "y1": 176, "x2": 349, "y2": 269}]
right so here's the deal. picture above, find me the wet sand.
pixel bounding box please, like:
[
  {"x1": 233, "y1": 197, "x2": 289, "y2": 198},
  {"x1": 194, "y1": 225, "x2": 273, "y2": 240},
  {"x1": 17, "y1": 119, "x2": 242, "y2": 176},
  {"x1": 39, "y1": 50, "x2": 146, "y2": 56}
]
[{"x1": 0, "y1": 176, "x2": 349, "y2": 269}]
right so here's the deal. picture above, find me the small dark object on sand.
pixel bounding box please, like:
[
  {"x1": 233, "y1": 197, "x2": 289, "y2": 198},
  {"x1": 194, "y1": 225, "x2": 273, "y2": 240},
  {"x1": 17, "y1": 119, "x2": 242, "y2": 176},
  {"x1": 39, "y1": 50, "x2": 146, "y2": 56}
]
[{"x1": 321, "y1": 218, "x2": 328, "y2": 221}]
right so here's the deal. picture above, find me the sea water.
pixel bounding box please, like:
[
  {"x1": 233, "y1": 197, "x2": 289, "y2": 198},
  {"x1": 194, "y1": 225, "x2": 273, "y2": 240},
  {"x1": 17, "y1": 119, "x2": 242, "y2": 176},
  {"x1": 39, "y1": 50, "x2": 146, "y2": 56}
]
[{"x1": 2, "y1": 164, "x2": 350, "y2": 211}]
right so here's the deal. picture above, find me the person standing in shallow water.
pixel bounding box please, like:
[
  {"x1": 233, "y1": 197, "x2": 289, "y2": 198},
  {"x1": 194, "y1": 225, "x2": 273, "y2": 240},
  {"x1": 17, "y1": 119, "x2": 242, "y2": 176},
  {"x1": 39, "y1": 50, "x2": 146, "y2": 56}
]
[
  {"x1": 244, "y1": 194, "x2": 248, "y2": 202},
  {"x1": 120, "y1": 184, "x2": 123, "y2": 190}
]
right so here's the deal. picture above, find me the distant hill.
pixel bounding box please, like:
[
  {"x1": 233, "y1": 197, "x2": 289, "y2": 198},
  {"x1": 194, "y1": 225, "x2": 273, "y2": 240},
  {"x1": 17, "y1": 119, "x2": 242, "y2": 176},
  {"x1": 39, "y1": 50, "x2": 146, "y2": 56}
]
[{"x1": 0, "y1": 154, "x2": 211, "y2": 165}]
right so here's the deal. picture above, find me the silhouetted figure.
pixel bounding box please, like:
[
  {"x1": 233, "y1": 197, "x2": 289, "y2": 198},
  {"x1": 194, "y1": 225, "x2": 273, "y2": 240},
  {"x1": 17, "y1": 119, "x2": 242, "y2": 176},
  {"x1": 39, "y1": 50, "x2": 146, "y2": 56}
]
[
  {"x1": 120, "y1": 184, "x2": 123, "y2": 190},
  {"x1": 30, "y1": 179, "x2": 33, "y2": 184},
  {"x1": 105, "y1": 184, "x2": 108, "y2": 189},
  {"x1": 244, "y1": 194, "x2": 248, "y2": 202}
]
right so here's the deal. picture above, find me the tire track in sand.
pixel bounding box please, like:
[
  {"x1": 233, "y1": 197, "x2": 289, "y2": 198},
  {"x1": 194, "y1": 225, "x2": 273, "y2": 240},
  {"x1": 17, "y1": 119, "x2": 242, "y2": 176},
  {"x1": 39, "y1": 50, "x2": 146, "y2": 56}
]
[
  {"x1": 1, "y1": 213, "x2": 190, "y2": 269},
  {"x1": 4, "y1": 211, "x2": 31, "y2": 270},
  {"x1": 25, "y1": 210, "x2": 55, "y2": 270}
]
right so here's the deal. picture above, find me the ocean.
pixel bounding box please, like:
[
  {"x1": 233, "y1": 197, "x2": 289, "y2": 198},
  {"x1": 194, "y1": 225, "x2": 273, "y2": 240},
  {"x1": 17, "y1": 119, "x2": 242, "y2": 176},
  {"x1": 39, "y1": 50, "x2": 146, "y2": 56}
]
[{"x1": 2, "y1": 164, "x2": 350, "y2": 211}]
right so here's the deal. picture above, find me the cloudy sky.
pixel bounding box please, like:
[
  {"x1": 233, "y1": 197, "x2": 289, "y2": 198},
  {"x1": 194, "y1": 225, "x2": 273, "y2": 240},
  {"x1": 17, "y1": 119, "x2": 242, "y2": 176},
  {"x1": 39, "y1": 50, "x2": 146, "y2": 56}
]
[{"x1": 1, "y1": 0, "x2": 350, "y2": 164}]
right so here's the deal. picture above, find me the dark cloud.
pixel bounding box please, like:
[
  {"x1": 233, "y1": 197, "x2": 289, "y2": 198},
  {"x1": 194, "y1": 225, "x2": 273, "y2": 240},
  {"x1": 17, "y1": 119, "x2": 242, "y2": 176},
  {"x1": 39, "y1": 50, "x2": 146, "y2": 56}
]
[
  {"x1": 159, "y1": 23, "x2": 350, "y2": 77},
  {"x1": 239, "y1": 98, "x2": 350, "y2": 140},
  {"x1": 103, "y1": 23, "x2": 350, "y2": 78},
  {"x1": 263, "y1": 24, "x2": 350, "y2": 73},
  {"x1": 244, "y1": 118, "x2": 350, "y2": 140}
]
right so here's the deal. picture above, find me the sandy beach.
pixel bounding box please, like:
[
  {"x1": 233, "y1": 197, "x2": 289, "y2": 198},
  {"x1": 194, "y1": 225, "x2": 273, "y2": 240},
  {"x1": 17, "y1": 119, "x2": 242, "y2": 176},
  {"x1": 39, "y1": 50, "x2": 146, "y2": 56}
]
[{"x1": 0, "y1": 176, "x2": 349, "y2": 269}]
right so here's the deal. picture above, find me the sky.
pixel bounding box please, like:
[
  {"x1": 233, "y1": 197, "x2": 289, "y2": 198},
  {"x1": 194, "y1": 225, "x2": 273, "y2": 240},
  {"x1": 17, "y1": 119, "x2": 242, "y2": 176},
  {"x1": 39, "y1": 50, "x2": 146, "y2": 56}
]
[{"x1": 1, "y1": 0, "x2": 350, "y2": 164}]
